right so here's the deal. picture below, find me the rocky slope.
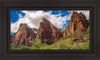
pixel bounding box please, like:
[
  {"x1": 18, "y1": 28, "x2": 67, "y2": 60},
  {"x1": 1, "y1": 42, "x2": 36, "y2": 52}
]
[
  {"x1": 11, "y1": 23, "x2": 36, "y2": 46},
  {"x1": 36, "y1": 18, "x2": 63, "y2": 44},
  {"x1": 63, "y1": 12, "x2": 89, "y2": 37}
]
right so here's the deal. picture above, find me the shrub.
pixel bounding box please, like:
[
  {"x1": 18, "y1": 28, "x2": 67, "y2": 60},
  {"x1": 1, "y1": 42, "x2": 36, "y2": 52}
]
[
  {"x1": 85, "y1": 27, "x2": 90, "y2": 38},
  {"x1": 11, "y1": 39, "x2": 89, "y2": 50},
  {"x1": 30, "y1": 39, "x2": 42, "y2": 48},
  {"x1": 66, "y1": 38, "x2": 72, "y2": 44},
  {"x1": 20, "y1": 46, "x2": 31, "y2": 50},
  {"x1": 10, "y1": 45, "x2": 18, "y2": 50},
  {"x1": 51, "y1": 40, "x2": 64, "y2": 49}
]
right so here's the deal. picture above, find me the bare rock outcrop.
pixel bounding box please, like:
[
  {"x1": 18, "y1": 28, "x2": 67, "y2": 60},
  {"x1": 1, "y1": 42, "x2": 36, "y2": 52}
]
[
  {"x1": 36, "y1": 18, "x2": 63, "y2": 44},
  {"x1": 63, "y1": 12, "x2": 89, "y2": 37},
  {"x1": 11, "y1": 23, "x2": 36, "y2": 46}
]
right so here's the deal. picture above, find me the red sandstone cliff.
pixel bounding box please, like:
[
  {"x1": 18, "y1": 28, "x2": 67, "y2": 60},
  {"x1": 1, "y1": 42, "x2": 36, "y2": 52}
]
[
  {"x1": 36, "y1": 18, "x2": 63, "y2": 44},
  {"x1": 63, "y1": 12, "x2": 89, "y2": 37},
  {"x1": 11, "y1": 23, "x2": 36, "y2": 46}
]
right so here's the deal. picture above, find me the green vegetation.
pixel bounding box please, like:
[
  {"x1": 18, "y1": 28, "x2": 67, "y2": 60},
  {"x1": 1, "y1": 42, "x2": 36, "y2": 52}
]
[
  {"x1": 11, "y1": 39, "x2": 89, "y2": 50},
  {"x1": 11, "y1": 27, "x2": 90, "y2": 50},
  {"x1": 11, "y1": 45, "x2": 18, "y2": 50},
  {"x1": 85, "y1": 27, "x2": 90, "y2": 38}
]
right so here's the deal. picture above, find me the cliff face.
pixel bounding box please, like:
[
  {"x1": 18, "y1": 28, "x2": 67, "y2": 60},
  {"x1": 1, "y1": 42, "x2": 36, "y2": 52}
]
[
  {"x1": 36, "y1": 18, "x2": 63, "y2": 44},
  {"x1": 63, "y1": 12, "x2": 89, "y2": 37},
  {"x1": 11, "y1": 23, "x2": 36, "y2": 46}
]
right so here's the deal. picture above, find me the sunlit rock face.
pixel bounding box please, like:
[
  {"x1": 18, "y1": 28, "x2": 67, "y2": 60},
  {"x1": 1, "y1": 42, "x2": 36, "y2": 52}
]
[
  {"x1": 36, "y1": 18, "x2": 63, "y2": 44},
  {"x1": 63, "y1": 12, "x2": 89, "y2": 37},
  {"x1": 11, "y1": 23, "x2": 36, "y2": 46}
]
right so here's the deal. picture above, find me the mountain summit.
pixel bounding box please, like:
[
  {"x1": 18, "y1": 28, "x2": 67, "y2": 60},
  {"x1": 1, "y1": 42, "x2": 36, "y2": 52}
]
[
  {"x1": 11, "y1": 23, "x2": 36, "y2": 46},
  {"x1": 63, "y1": 12, "x2": 89, "y2": 37},
  {"x1": 36, "y1": 18, "x2": 63, "y2": 44}
]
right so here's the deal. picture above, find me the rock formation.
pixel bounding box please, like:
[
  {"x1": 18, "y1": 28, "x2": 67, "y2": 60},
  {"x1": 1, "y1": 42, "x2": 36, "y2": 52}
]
[
  {"x1": 11, "y1": 11, "x2": 89, "y2": 46},
  {"x1": 58, "y1": 28, "x2": 64, "y2": 33},
  {"x1": 11, "y1": 23, "x2": 36, "y2": 46},
  {"x1": 63, "y1": 12, "x2": 89, "y2": 37},
  {"x1": 65, "y1": 37, "x2": 89, "y2": 43},
  {"x1": 36, "y1": 18, "x2": 63, "y2": 44}
]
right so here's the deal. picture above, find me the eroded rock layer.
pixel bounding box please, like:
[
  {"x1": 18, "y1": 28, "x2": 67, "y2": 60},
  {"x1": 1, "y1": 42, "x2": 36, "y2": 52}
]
[
  {"x1": 36, "y1": 18, "x2": 63, "y2": 44},
  {"x1": 11, "y1": 23, "x2": 36, "y2": 46},
  {"x1": 63, "y1": 12, "x2": 89, "y2": 37}
]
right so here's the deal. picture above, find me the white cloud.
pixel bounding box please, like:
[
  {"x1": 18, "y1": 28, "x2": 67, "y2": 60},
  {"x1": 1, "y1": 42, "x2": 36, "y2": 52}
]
[
  {"x1": 11, "y1": 10, "x2": 90, "y2": 33},
  {"x1": 18, "y1": 14, "x2": 23, "y2": 18},
  {"x1": 11, "y1": 10, "x2": 68, "y2": 32}
]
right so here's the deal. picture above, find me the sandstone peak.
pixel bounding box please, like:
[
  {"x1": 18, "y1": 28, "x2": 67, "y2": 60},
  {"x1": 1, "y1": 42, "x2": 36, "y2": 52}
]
[
  {"x1": 19, "y1": 23, "x2": 28, "y2": 28},
  {"x1": 36, "y1": 18, "x2": 63, "y2": 44},
  {"x1": 63, "y1": 11, "x2": 89, "y2": 37},
  {"x1": 79, "y1": 12, "x2": 82, "y2": 14},
  {"x1": 72, "y1": 11, "x2": 78, "y2": 14},
  {"x1": 42, "y1": 18, "x2": 48, "y2": 22},
  {"x1": 19, "y1": 23, "x2": 31, "y2": 31},
  {"x1": 11, "y1": 23, "x2": 36, "y2": 46}
]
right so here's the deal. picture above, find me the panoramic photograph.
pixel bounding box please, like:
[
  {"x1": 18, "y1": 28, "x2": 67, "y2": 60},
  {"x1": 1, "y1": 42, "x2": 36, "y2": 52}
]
[{"x1": 10, "y1": 10, "x2": 90, "y2": 50}]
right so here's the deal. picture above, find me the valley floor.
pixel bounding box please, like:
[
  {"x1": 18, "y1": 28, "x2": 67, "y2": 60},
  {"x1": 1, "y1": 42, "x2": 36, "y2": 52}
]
[{"x1": 11, "y1": 39, "x2": 89, "y2": 50}]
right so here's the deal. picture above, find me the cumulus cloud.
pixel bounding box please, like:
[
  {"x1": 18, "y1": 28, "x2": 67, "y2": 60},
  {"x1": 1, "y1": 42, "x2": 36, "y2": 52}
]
[
  {"x1": 11, "y1": 10, "x2": 90, "y2": 33},
  {"x1": 11, "y1": 10, "x2": 68, "y2": 32}
]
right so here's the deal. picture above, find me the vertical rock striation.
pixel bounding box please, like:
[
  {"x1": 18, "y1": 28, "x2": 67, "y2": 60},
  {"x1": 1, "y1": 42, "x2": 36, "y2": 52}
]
[
  {"x1": 36, "y1": 18, "x2": 63, "y2": 44},
  {"x1": 63, "y1": 12, "x2": 89, "y2": 37},
  {"x1": 11, "y1": 23, "x2": 36, "y2": 46}
]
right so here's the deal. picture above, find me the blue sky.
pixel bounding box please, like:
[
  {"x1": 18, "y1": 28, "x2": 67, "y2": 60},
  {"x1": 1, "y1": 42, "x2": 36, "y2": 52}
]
[
  {"x1": 10, "y1": 10, "x2": 89, "y2": 35},
  {"x1": 11, "y1": 10, "x2": 69, "y2": 23},
  {"x1": 10, "y1": 10, "x2": 71, "y2": 35},
  {"x1": 11, "y1": 10, "x2": 25, "y2": 23}
]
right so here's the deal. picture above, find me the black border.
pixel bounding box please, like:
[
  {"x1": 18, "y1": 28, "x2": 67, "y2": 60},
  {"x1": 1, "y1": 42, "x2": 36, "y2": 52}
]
[
  {"x1": 5, "y1": 6, "x2": 96, "y2": 56},
  {"x1": 0, "y1": 0, "x2": 97, "y2": 58},
  {"x1": 7, "y1": 7, "x2": 92, "y2": 53}
]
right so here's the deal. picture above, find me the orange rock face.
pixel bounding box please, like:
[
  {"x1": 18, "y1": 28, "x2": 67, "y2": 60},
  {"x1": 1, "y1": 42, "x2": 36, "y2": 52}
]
[
  {"x1": 36, "y1": 18, "x2": 63, "y2": 44},
  {"x1": 11, "y1": 23, "x2": 36, "y2": 46},
  {"x1": 63, "y1": 12, "x2": 89, "y2": 37}
]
